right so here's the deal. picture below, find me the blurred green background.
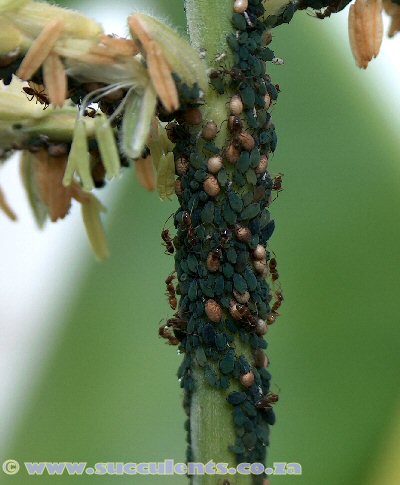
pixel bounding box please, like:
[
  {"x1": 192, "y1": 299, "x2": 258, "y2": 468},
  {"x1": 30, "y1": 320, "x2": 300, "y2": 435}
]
[{"x1": 3, "y1": 1, "x2": 400, "y2": 484}]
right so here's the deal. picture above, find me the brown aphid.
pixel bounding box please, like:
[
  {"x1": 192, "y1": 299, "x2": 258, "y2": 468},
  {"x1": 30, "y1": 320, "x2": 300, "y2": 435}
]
[
  {"x1": 254, "y1": 349, "x2": 268, "y2": 368},
  {"x1": 256, "y1": 392, "x2": 279, "y2": 409},
  {"x1": 161, "y1": 228, "x2": 174, "y2": 254},
  {"x1": 234, "y1": 0, "x2": 249, "y2": 13},
  {"x1": 233, "y1": 289, "x2": 250, "y2": 304},
  {"x1": 240, "y1": 370, "x2": 255, "y2": 388},
  {"x1": 255, "y1": 155, "x2": 269, "y2": 175},
  {"x1": 253, "y1": 244, "x2": 267, "y2": 260},
  {"x1": 202, "y1": 121, "x2": 218, "y2": 141},
  {"x1": 205, "y1": 299, "x2": 222, "y2": 323},
  {"x1": 203, "y1": 175, "x2": 221, "y2": 197},
  {"x1": 23, "y1": 86, "x2": 50, "y2": 109},
  {"x1": 254, "y1": 258, "x2": 267, "y2": 274},
  {"x1": 229, "y1": 94, "x2": 243, "y2": 115},
  {"x1": 255, "y1": 318, "x2": 268, "y2": 336},
  {"x1": 207, "y1": 248, "x2": 222, "y2": 272},
  {"x1": 238, "y1": 131, "x2": 255, "y2": 151},
  {"x1": 183, "y1": 107, "x2": 203, "y2": 125},
  {"x1": 235, "y1": 225, "x2": 251, "y2": 243},
  {"x1": 225, "y1": 143, "x2": 240, "y2": 164},
  {"x1": 175, "y1": 157, "x2": 189, "y2": 176},
  {"x1": 207, "y1": 156, "x2": 223, "y2": 174},
  {"x1": 264, "y1": 93, "x2": 271, "y2": 110}
]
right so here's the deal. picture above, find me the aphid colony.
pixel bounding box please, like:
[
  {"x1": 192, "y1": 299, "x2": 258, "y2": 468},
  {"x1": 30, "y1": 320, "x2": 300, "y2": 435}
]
[{"x1": 157, "y1": 0, "x2": 291, "y2": 469}]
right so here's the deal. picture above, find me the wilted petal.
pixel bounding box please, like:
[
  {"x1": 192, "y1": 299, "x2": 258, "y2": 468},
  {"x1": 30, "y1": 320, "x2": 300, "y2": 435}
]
[
  {"x1": 348, "y1": 0, "x2": 383, "y2": 69},
  {"x1": 135, "y1": 156, "x2": 156, "y2": 191},
  {"x1": 42, "y1": 52, "x2": 67, "y2": 107},
  {"x1": 80, "y1": 193, "x2": 109, "y2": 261},
  {"x1": 0, "y1": 185, "x2": 17, "y2": 221}
]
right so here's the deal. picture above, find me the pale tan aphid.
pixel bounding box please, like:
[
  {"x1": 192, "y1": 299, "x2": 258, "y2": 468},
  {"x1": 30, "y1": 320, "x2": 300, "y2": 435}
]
[
  {"x1": 135, "y1": 156, "x2": 156, "y2": 192},
  {"x1": 128, "y1": 15, "x2": 179, "y2": 113},
  {"x1": 0, "y1": 187, "x2": 17, "y2": 221},
  {"x1": 348, "y1": 0, "x2": 383, "y2": 69}
]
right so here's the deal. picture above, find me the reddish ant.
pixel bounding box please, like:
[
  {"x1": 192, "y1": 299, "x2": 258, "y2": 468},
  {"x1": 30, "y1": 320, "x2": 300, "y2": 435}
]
[
  {"x1": 272, "y1": 173, "x2": 284, "y2": 193},
  {"x1": 182, "y1": 211, "x2": 197, "y2": 245},
  {"x1": 159, "y1": 324, "x2": 179, "y2": 346},
  {"x1": 23, "y1": 86, "x2": 50, "y2": 109},
  {"x1": 255, "y1": 392, "x2": 279, "y2": 409},
  {"x1": 271, "y1": 288, "x2": 284, "y2": 314},
  {"x1": 84, "y1": 106, "x2": 97, "y2": 118},
  {"x1": 269, "y1": 257, "x2": 279, "y2": 283},
  {"x1": 161, "y1": 214, "x2": 175, "y2": 255},
  {"x1": 165, "y1": 273, "x2": 177, "y2": 310}
]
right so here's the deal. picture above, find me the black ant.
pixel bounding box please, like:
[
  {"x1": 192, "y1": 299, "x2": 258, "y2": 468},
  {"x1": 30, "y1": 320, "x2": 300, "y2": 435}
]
[{"x1": 23, "y1": 86, "x2": 49, "y2": 109}]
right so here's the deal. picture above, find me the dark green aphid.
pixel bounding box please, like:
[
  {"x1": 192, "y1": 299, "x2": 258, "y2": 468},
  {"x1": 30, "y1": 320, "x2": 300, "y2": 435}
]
[
  {"x1": 242, "y1": 191, "x2": 255, "y2": 207},
  {"x1": 187, "y1": 254, "x2": 199, "y2": 273},
  {"x1": 202, "y1": 323, "x2": 216, "y2": 345},
  {"x1": 201, "y1": 202, "x2": 214, "y2": 224},
  {"x1": 205, "y1": 365, "x2": 218, "y2": 387},
  {"x1": 219, "y1": 376, "x2": 230, "y2": 389},
  {"x1": 219, "y1": 350, "x2": 235, "y2": 375},
  {"x1": 239, "y1": 46, "x2": 249, "y2": 60},
  {"x1": 246, "y1": 168, "x2": 257, "y2": 185},
  {"x1": 223, "y1": 263, "x2": 234, "y2": 279},
  {"x1": 228, "y1": 192, "x2": 244, "y2": 213},
  {"x1": 233, "y1": 407, "x2": 246, "y2": 426},
  {"x1": 238, "y1": 31, "x2": 248, "y2": 43},
  {"x1": 188, "y1": 280, "x2": 198, "y2": 301},
  {"x1": 244, "y1": 267, "x2": 257, "y2": 291},
  {"x1": 260, "y1": 47, "x2": 274, "y2": 61},
  {"x1": 210, "y1": 77, "x2": 225, "y2": 94},
  {"x1": 237, "y1": 152, "x2": 251, "y2": 173},
  {"x1": 232, "y1": 12, "x2": 247, "y2": 30},
  {"x1": 233, "y1": 171, "x2": 246, "y2": 187},
  {"x1": 217, "y1": 168, "x2": 228, "y2": 187},
  {"x1": 227, "y1": 391, "x2": 248, "y2": 405},
  {"x1": 241, "y1": 202, "x2": 261, "y2": 220},
  {"x1": 203, "y1": 142, "x2": 221, "y2": 154},
  {"x1": 233, "y1": 273, "x2": 248, "y2": 293},
  {"x1": 227, "y1": 33, "x2": 239, "y2": 51},
  {"x1": 245, "y1": 110, "x2": 258, "y2": 129},
  {"x1": 229, "y1": 443, "x2": 246, "y2": 455},
  {"x1": 195, "y1": 346, "x2": 208, "y2": 367},
  {"x1": 222, "y1": 202, "x2": 237, "y2": 225},
  {"x1": 215, "y1": 332, "x2": 228, "y2": 351},
  {"x1": 214, "y1": 275, "x2": 225, "y2": 295},
  {"x1": 194, "y1": 169, "x2": 207, "y2": 183},
  {"x1": 240, "y1": 85, "x2": 255, "y2": 108},
  {"x1": 226, "y1": 247, "x2": 237, "y2": 264},
  {"x1": 242, "y1": 432, "x2": 257, "y2": 449},
  {"x1": 259, "y1": 130, "x2": 271, "y2": 145},
  {"x1": 199, "y1": 279, "x2": 214, "y2": 298},
  {"x1": 249, "y1": 149, "x2": 261, "y2": 168},
  {"x1": 189, "y1": 152, "x2": 205, "y2": 169},
  {"x1": 242, "y1": 401, "x2": 258, "y2": 418},
  {"x1": 256, "y1": 424, "x2": 269, "y2": 445},
  {"x1": 259, "y1": 209, "x2": 271, "y2": 229},
  {"x1": 236, "y1": 426, "x2": 245, "y2": 437}
]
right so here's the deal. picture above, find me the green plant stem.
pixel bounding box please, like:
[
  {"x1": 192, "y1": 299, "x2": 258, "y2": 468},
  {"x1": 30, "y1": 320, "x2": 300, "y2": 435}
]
[{"x1": 185, "y1": 2, "x2": 255, "y2": 484}]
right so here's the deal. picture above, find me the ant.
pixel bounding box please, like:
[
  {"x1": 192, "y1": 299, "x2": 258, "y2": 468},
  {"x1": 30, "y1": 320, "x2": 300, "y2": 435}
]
[
  {"x1": 255, "y1": 392, "x2": 279, "y2": 409},
  {"x1": 159, "y1": 324, "x2": 179, "y2": 346},
  {"x1": 23, "y1": 86, "x2": 50, "y2": 109},
  {"x1": 269, "y1": 256, "x2": 279, "y2": 283},
  {"x1": 161, "y1": 214, "x2": 175, "y2": 255},
  {"x1": 271, "y1": 288, "x2": 284, "y2": 314},
  {"x1": 165, "y1": 273, "x2": 177, "y2": 310},
  {"x1": 272, "y1": 173, "x2": 284, "y2": 193},
  {"x1": 182, "y1": 211, "x2": 197, "y2": 246}
]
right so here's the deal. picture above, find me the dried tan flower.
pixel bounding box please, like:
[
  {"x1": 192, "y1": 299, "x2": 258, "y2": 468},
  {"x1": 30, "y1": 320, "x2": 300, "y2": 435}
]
[
  {"x1": 16, "y1": 18, "x2": 64, "y2": 80},
  {"x1": 42, "y1": 52, "x2": 67, "y2": 107},
  {"x1": 135, "y1": 156, "x2": 156, "y2": 192},
  {"x1": 128, "y1": 15, "x2": 179, "y2": 113},
  {"x1": 348, "y1": 0, "x2": 383, "y2": 69}
]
